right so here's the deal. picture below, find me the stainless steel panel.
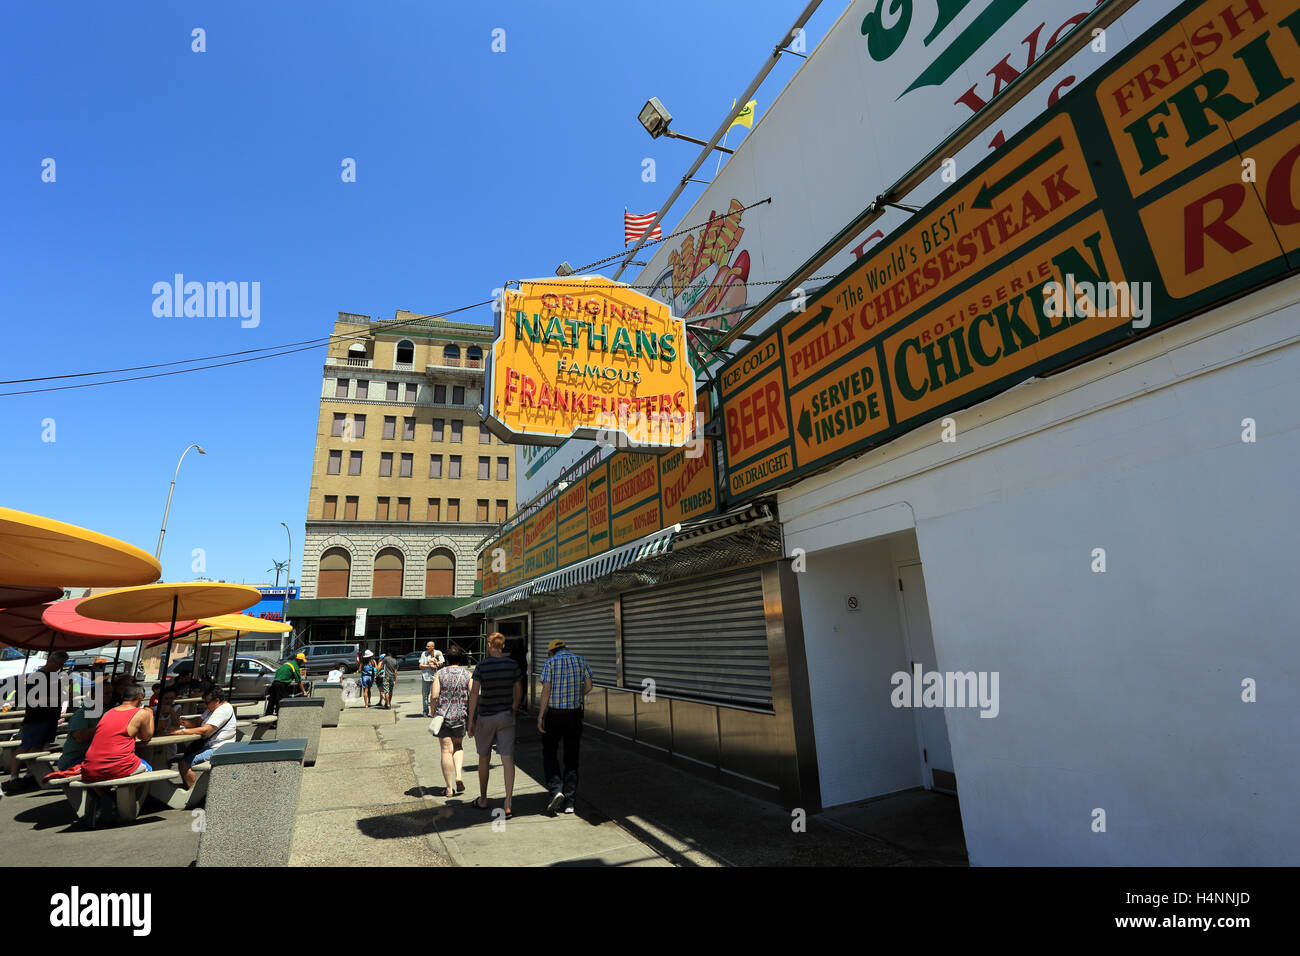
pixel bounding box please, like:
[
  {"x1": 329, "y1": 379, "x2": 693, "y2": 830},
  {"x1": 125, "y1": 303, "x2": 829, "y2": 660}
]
[
  {"x1": 718, "y1": 706, "x2": 785, "y2": 788},
  {"x1": 635, "y1": 693, "x2": 672, "y2": 752},
  {"x1": 583, "y1": 687, "x2": 606, "y2": 730},
  {"x1": 605, "y1": 687, "x2": 636, "y2": 739},
  {"x1": 670, "y1": 699, "x2": 719, "y2": 767}
]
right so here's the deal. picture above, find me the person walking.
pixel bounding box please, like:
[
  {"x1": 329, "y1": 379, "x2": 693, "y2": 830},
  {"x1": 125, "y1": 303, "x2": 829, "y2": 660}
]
[
  {"x1": 467, "y1": 632, "x2": 521, "y2": 818},
  {"x1": 428, "y1": 644, "x2": 471, "y2": 798},
  {"x1": 418, "y1": 642, "x2": 443, "y2": 717},
  {"x1": 380, "y1": 649, "x2": 399, "y2": 709},
  {"x1": 359, "y1": 651, "x2": 376, "y2": 707},
  {"x1": 537, "y1": 640, "x2": 593, "y2": 815}
]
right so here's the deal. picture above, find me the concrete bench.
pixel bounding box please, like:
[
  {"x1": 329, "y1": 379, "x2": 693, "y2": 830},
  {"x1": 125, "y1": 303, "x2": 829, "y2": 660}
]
[
  {"x1": 249, "y1": 715, "x2": 277, "y2": 741},
  {"x1": 67, "y1": 769, "x2": 183, "y2": 825},
  {"x1": 277, "y1": 698, "x2": 323, "y2": 766},
  {"x1": 149, "y1": 761, "x2": 211, "y2": 811},
  {"x1": 197, "y1": 739, "x2": 306, "y2": 866}
]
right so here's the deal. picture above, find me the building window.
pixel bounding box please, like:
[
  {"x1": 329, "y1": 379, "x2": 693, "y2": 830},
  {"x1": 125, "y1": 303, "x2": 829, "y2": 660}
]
[
  {"x1": 450, "y1": 420, "x2": 462, "y2": 443},
  {"x1": 335, "y1": 378, "x2": 349, "y2": 398},
  {"x1": 349, "y1": 451, "x2": 363, "y2": 475},
  {"x1": 383, "y1": 416, "x2": 396, "y2": 439},
  {"x1": 332, "y1": 413, "x2": 346, "y2": 437},
  {"x1": 495, "y1": 499, "x2": 508, "y2": 522},
  {"x1": 432, "y1": 418, "x2": 444, "y2": 441},
  {"x1": 323, "y1": 495, "x2": 337, "y2": 520},
  {"x1": 434, "y1": 384, "x2": 446, "y2": 404},
  {"x1": 429, "y1": 455, "x2": 442, "y2": 478},
  {"x1": 386, "y1": 381, "x2": 398, "y2": 402},
  {"x1": 396, "y1": 339, "x2": 414, "y2": 365},
  {"x1": 427, "y1": 498, "x2": 440, "y2": 521},
  {"x1": 497, "y1": 457, "x2": 509, "y2": 480},
  {"x1": 400, "y1": 453, "x2": 413, "y2": 477},
  {"x1": 477, "y1": 456, "x2": 489, "y2": 480},
  {"x1": 376, "y1": 497, "x2": 390, "y2": 521},
  {"x1": 478, "y1": 424, "x2": 491, "y2": 443},
  {"x1": 373, "y1": 547, "x2": 404, "y2": 598},
  {"x1": 447, "y1": 499, "x2": 460, "y2": 522},
  {"x1": 344, "y1": 496, "x2": 358, "y2": 520},
  {"x1": 452, "y1": 385, "x2": 465, "y2": 405},
  {"x1": 396, "y1": 497, "x2": 410, "y2": 521},
  {"x1": 352, "y1": 414, "x2": 366, "y2": 438},
  {"x1": 406, "y1": 383, "x2": 417, "y2": 403},
  {"x1": 425, "y1": 548, "x2": 455, "y2": 596},
  {"x1": 476, "y1": 499, "x2": 489, "y2": 522},
  {"x1": 403, "y1": 417, "x2": 415, "y2": 440},
  {"x1": 319, "y1": 547, "x2": 351, "y2": 598},
  {"x1": 379, "y1": 452, "x2": 393, "y2": 477},
  {"x1": 443, "y1": 344, "x2": 460, "y2": 365},
  {"x1": 449, "y1": 455, "x2": 461, "y2": 479},
  {"x1": 327, "y1": 450, "x2": 341, "y2": 475},
  {"x1": 357, "y1": 379, "x2": 369, "y2": 400},
  {"x1": 467, "y1": 345, "x2": 483, "y2": 368}
]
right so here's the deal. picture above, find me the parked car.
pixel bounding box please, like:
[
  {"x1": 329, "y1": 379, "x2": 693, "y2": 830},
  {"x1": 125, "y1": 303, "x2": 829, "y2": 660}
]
[
  {"x1": 227, "y1": 656, "x2": 277, "y2": 701},
  {"x1": 291, "y1": 643, "x2": 361, "y2": 677},
  {"x1": 399, "y1": 651, "x2": 424, "y2": 670}
]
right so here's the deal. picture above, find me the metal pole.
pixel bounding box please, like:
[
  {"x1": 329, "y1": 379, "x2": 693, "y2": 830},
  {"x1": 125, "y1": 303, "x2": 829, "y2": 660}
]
[
  {"x1": 612, "y1": 0, "x2": 824, "y2": 282},
  {"x1": 227, "y1": 631, "x2": 241, "y2": 703},
  {"x1": 138, "y1": 443, "x2": 204, "y2": 673}
]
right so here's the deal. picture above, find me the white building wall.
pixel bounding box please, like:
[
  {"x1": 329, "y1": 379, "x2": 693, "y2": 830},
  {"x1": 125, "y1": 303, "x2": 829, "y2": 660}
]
[
  {"x1": 779, "y1": 277, "x2": 1300, "y2": 865},
  {"x1": 800, "y1": 536, "x2": 922, "y2": 807}
]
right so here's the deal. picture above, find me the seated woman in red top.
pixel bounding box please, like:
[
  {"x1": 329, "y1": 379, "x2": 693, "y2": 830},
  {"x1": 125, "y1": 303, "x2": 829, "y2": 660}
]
[{"x1": 82, "y1": 682, "x2": 155, "y2": 783}]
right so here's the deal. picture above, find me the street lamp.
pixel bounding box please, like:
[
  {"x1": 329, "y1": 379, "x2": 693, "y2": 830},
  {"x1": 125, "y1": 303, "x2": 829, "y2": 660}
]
[
  {"x1": 155, "y1": 444, "x2": 205, "y2": 559},
  {"x1": 142, "y1": 443, "x2": 204, "y2": 681},
  {"x1": 638, "y1": 97, "x2": 733, "y2": 154}
]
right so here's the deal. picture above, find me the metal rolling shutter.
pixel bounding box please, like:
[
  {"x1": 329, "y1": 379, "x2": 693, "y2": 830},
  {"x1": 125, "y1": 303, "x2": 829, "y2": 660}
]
[
  {"x1": 531, "y1": 599, "x2": 617, "y2": 686},
  {"x1": 620, "y1": 567, "x2": 772, "y2": 707}
]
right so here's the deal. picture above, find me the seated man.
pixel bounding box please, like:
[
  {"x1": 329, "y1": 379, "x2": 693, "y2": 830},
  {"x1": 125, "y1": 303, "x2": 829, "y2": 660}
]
[
  {"x1": 172, "y1": 683, "x2": 237, "y2": 789},
  {"x1": 81, "y1": 682, "x2": 155, "y2": 819}
]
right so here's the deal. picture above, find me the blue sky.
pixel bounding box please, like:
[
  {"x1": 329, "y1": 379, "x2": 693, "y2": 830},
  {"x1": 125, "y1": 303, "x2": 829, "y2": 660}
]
[{"x1": 0, "y1": 0, "x2": 834, "y2": 585}]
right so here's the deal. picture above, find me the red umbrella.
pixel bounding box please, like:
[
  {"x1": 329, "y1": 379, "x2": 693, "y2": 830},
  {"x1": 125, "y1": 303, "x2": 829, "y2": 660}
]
[
  {"x1": 41, "y1": 599, "x2": 199, "y2": 641},
  {"x1": 0, "y1": 604, "x2": 106, "y2": 652},
  {"x1": 0, "y1": 586, "x2": 64, "y2": 608}
]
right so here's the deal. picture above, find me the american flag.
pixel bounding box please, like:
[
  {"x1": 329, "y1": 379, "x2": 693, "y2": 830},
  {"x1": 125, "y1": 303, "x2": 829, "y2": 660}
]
[{"x1": 624, "y1": 210, "x2": 663, "y2": 246}]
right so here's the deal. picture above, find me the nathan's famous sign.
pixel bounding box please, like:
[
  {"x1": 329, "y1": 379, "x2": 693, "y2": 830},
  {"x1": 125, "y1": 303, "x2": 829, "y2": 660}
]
[
  {"x1": 719, "y1": 0, "x2": 1300, "y2": 501},
  {"x1": 484, "y1": 277, "x2": 698, "y2": 449}
]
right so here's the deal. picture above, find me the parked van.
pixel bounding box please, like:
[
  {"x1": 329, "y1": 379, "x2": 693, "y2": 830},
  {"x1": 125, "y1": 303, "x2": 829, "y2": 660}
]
[{"x1": 296, "y1": 643, "x2": 361, "y2": 676}]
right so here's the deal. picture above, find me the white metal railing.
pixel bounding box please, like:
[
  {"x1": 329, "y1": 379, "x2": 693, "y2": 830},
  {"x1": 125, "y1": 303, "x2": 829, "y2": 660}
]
[
  {"x1": 393, "y1": 361, "x2": 415, "y2": 371},
  {"x1": 426, "y1": 357, "x2": 484, "y2": 371},
  {"x1": 345, "y1": 357, "x2": 372, "y2": 367}
]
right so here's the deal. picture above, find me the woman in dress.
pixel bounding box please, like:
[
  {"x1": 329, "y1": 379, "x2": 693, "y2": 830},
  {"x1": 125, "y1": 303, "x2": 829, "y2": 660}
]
[
  {"x1": 429, "y1": 644, "x2": 471, "y2": 799},
  {"x1": 359, "y1": 651, "x2": 376, "y2": 708}
]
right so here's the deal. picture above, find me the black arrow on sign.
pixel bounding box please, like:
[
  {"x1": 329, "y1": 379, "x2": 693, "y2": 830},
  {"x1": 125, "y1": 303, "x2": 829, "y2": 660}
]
[
  {"x1": 797, "y1": 407, "x2": 813, "y2": 445},
  {"x1": 788, "y1": 305, "x2": 834, "y2": 345},
  {"x1": 971, "y1": 136, "x2": 1065, "y2": 210}
]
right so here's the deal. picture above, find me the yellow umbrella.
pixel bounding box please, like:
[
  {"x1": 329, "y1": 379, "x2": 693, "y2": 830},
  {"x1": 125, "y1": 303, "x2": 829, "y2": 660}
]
[
  {"x1": 189, "y1": 615, "x2": 292, "y2": 699},
  {"x1": 0, "y1": 507, "x2": 161, "y2": 588},
  {"x1": 77, "y1": 583, "x2": 261, "y2": 684},
  {"x1": 77, "y1": 583, "x2": 261, "y2": 623}
]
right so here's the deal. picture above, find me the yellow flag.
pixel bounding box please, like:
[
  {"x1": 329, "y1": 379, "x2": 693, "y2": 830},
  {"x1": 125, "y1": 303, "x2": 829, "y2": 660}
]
[{"x1": 729, "y1": 98, "x2": 757, "y2": 131}]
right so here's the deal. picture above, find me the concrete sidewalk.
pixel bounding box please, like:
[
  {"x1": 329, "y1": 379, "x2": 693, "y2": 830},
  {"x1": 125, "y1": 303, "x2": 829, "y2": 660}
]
[
  {"x1": 288, "y1": 677, "x2": 669, "y2": 867},
  {"x1": 289, "y1": 676, "x2": 966, "y2": 867}
]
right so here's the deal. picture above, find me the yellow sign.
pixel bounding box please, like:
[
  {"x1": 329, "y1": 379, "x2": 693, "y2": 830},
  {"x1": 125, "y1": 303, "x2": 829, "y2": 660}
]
[{"x1": 486, "y1": 276, "x2": 697, "y2": 448}]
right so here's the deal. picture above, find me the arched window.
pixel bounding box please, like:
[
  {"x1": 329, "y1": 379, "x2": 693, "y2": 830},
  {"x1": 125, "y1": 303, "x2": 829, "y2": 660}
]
[
  {"x1": 466, "y1": 345, "x2": 483, "y2": 368},
  {"x1": 442, "y1": 344, "x2": 461, "y2": 365},
  {"x1": 425, "y1": 548, "x2": 456, "y2": 597},
  {"x1": 395, "y1": 339, "x2": 415, "y2": 365},
  {"x1": 318, "y1": 548, "x2": 351, "y2": 598},
  {"x1": 373, "y1": 548, "x2": 404, "y2": 598}
]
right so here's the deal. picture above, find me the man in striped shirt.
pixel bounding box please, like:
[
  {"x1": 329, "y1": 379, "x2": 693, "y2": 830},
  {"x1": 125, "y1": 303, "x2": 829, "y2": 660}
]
[
  {"x1": 537, "y1": 639, "x2": 592, "y2": 815},
  {"x1": 468, "y1": 632, "x2": 522, "y2": 817}
]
